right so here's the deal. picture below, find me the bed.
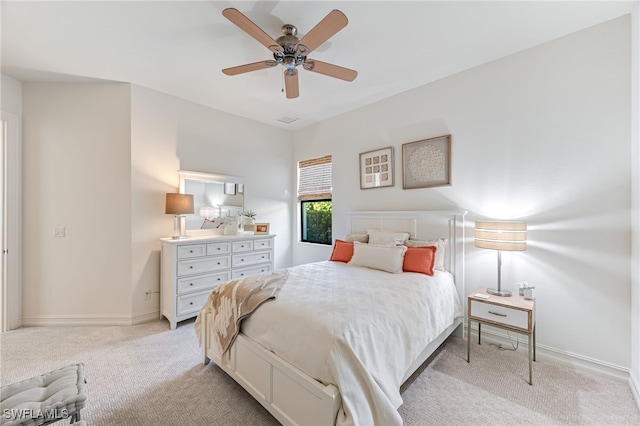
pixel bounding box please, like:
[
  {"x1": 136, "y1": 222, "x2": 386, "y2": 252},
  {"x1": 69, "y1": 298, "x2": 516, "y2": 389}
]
[{"x1": 197, "y1": 210, "x2": 467, "y2": 425}]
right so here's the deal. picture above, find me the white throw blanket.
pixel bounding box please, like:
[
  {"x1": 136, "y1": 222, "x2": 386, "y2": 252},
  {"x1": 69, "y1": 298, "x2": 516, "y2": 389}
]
[{"x1": 241, "y1": 261, "x2": 462, "y2": 426}]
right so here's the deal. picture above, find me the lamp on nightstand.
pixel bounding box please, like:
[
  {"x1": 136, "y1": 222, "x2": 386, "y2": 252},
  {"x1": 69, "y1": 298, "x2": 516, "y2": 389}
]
[
  {"x1": 474, "y1": 220, "x2": 527, "y2": 297},
  {"x1": 165, "y1": 193, "x2": 194, "y2": 239}
]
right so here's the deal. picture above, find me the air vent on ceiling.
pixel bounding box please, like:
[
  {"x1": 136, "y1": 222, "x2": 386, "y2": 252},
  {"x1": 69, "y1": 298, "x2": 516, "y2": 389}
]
[{"x1": 276, "y1": 116, "x2": 298, "y2": 124}]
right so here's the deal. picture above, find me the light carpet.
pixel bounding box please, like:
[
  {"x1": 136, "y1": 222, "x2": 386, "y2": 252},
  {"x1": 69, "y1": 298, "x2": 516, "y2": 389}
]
[{"x1": 1, "y1": 319, "x2": 638, "y2": 425}]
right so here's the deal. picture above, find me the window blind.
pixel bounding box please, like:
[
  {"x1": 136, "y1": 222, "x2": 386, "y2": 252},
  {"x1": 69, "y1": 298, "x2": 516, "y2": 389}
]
[{"x1": 298, "y1": 155, "x2": 332, "y2": 201}]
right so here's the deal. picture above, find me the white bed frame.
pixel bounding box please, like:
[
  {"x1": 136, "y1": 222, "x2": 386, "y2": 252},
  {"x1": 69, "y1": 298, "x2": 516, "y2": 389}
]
[{"x1": 200, "y1": 210, "x2": 467, "y2": 425}]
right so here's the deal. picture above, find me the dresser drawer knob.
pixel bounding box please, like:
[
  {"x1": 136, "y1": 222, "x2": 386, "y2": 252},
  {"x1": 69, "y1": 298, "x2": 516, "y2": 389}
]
[
  {"x1": 217, "y1": 247, "x2": 221, "y2": 250},
  {"x1": 189, "y1": 283, "x2": 193, "y2": 286},
  {"x1": 261, "y1": 255, "x2": 265, "y2": 259},
  {"x1": 190, "y1": 302, "x2": 194, "y2": 305},
  {"x1": 488, "y1": 311, "x2": 507, "y2": 317},
  {"x1": 217, "y1": 262, "x2": 221, "y2": 265},
  {"x1": 240, "y1": 259, "x2": 244, "y2": 262},
  {"x1": 189, "y1": 250, "x2": 194, "y2": 253},
  {"x1": 240, "y1": 273, "x2": 244, "y2": 276},
  {"x1": 190, "y1": 266, "x2": 194, "y2": 269}
]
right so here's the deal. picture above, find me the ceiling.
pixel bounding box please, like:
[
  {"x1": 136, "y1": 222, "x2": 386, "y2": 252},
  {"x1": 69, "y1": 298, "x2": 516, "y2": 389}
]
[{"x1": 1, "y1": 1, "x2": 634, "y2": 130}]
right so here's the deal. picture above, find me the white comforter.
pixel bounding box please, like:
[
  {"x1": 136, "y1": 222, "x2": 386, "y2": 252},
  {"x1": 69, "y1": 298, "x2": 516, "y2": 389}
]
[{"x1": 241, "y1": 261, "x2": 462, "y2": 426}]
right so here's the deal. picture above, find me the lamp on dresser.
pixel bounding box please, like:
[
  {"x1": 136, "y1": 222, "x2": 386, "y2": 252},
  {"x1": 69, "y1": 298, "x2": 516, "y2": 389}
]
[
  {"x1": 474, "y1": 220, "x2": 527, "y2": 296},
  {"x1": 165, "y1": 193, "x2": 194, "y2": 239}
]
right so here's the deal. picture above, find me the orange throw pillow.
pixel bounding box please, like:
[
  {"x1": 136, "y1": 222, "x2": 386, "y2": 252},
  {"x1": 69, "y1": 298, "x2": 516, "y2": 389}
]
[
  {"x1": 403, "y1": 246, "x2": 437, "y2": 275},
  {"x1": 329, "y1": 239, "x2": 354, "y2": 263}
]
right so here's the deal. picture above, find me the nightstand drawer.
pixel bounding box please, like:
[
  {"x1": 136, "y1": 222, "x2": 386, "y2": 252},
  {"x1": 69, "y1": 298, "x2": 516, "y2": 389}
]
[
  {"x1": 470, "y1": 300, "x2": 529, "y2": 331},
  {"x1": 177, "y1": 271, "x2": 231, "y2": 294}
]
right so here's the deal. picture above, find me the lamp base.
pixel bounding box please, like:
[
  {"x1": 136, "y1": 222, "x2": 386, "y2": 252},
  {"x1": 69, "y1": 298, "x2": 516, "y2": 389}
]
[{"x1": 487, "y1": 287, "x2": 512, "y2": 297}]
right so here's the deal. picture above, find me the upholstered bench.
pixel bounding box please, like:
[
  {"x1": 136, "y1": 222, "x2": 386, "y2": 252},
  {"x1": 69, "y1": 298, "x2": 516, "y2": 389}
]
[{"x1": 1, "y1": 363, "x2": 87, "y2": 425}]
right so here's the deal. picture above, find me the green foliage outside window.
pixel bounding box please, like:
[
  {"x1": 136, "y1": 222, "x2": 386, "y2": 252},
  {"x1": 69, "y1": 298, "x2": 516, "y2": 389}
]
[{"x1": 302, "y1": 200, "x2": 332, "y2": 245}]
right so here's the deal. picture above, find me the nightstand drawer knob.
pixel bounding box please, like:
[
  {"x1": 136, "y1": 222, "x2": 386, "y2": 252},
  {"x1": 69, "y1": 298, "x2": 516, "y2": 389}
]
[{"x1": 489, "y1": 311, "x2": 507, "y2": 317}]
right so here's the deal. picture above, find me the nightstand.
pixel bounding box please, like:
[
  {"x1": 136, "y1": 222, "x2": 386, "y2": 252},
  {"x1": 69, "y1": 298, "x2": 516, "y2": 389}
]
[{"x1": 466, "y1": 287, "x2": 536, "y2": 385}]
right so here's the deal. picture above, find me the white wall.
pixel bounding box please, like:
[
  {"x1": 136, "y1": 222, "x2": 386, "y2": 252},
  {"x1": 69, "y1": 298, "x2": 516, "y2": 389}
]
[
  {"x1": 1, "y1": 74, "x2": 22, "y2": 115},
  {"x1": 293, "y1": 17, "x2": 632, "y2": 373},
  {"x1": 630, "y1": 1, "x2": 639, "y2": 406},
  {"x1": 130, "y1": 85, "x2": 293, "y2": 321},
  {"x1": 18, "y1": 82, "x2": 293, "y2": 325},
  {"x1": 22, "y1": 83, "x2": 133, "y2": 324}
]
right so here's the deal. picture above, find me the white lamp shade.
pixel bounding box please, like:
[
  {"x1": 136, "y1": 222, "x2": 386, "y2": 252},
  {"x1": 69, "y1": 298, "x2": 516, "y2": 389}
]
[{"x1": 475, "y1": 220, "x2": 527, "y2": 251}]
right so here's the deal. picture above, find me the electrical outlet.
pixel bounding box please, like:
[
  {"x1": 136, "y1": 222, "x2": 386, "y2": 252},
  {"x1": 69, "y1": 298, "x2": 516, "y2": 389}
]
[
  {"x1": 54, "y1": 226, "x2": 65, "y2": 237},
  {"x1": 144, "y1": 291, "x2": 151, "y2": 300}
]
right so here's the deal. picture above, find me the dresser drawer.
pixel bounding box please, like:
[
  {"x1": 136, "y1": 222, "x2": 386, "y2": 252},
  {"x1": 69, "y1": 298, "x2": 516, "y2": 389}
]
[
  {"x1": 177, "y1": 291, "x2": 210, "y2": 316},
  {"x1": 207, "y1": 242, "x2": 231, "y2": 256},
  {"x1": 177, "y1": 271, "x2": 231, "y2": 294},
  {"x1": 232, "y1": 264, "x2": 272, "y2": 279},
  {"x1": 232, "y1": 240, "x2": 254, "y2": 252},
  {"x1": 470, "y1": 300, "x2": 530, "y2": 331},
  {"x1": 253, "y1": 238, "x2": 272, "y2": 251},
  {"x1": 177, "y1": 256, "x2": 231, "y2": 276},
  {"x1": 177, "y1": 244, "x2": 206, "y2": 259},
  {"x1": 232, "y1": 251, "x2": 272, "y2": 268}
]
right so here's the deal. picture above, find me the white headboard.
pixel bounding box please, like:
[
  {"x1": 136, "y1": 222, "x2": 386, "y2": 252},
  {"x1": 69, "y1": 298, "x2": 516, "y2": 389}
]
[{"x1": 347, "y1": 210, "x2": 467, "y2": 303}]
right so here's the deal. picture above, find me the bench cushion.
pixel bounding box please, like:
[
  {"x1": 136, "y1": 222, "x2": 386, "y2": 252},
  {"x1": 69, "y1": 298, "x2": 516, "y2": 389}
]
[{"x1": 1, "y1": 364, "x2": 86, "y2": 425}]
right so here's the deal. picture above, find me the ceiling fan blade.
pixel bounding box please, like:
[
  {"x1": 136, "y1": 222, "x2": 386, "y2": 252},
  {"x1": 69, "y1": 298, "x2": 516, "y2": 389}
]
[
  {"x1": 222, "y1": 8, "x2": 283, "y2": 53},
  {"x1": 304, "y1": 59, "x2": 357, "y2": 82},
  {"x1": 295, "y1": 9, "x2": 348, "y2": 54},
  {"x1": 222, "y1": 61, "x2": 278, "y2": 76},
  {"x1": 284, "y1": 69, "x2": 299, "y2": 99}
]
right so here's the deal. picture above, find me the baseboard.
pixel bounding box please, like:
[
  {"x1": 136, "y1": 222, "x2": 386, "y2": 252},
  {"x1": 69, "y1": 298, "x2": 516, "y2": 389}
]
[
  {"x1": 630, "y1": 373, "x2": 640, "y2": 410},
  {"x1": 21, "y1": 311, "x2": 160, "y2": 327},
  {"x1": 466, "y1": 324, "x2": 630, "y2": 381},
  {"x1": 131, "y1": 311, "x2": 161, "y2": 325}
]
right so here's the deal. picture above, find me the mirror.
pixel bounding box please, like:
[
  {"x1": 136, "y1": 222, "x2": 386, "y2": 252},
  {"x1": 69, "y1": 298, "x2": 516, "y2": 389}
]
[{"x1": 178, "y1": 170, "x2": 244, "y2": 234}]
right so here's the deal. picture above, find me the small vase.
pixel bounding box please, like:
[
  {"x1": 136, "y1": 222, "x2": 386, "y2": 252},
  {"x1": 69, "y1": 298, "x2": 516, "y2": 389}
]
[{"x1": 243, "y1": 217, "x2": 255, "y2": 232}]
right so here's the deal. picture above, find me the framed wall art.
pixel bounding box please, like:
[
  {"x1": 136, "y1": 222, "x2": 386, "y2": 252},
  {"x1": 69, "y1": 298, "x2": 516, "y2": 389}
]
[
  {"x1": 359, "y1": 146, "x2": 394, "y2": 189},
  {"x1": 224, "y1": 182, "x2": 236, "y2": 195},
  {"x1": 402, "y1": 135, "x2": 451, "y2": 189}
]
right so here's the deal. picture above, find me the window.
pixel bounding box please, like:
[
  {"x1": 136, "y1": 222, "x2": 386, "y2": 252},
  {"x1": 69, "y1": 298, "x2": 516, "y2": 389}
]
[{"x1": 298, "y1": 155, "x2": 332, "y2": 245}]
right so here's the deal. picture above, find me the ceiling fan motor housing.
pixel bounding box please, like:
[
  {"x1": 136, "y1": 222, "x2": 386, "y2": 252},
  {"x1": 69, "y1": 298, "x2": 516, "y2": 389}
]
[{"x1": 274, "y1": 25, "x2": 308, "y2": 71}]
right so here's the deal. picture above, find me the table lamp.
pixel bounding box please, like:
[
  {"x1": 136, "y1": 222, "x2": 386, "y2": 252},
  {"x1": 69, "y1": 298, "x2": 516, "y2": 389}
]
[
  {"x1": 474, "y1": 220, "x2": 527, "y2": 296},
  {"x1": 165, "y1": 193, "x2": 194, "y2": 239}
]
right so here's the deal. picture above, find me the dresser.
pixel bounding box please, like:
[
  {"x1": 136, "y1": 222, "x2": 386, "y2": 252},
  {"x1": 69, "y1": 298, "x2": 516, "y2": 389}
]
[{"x1": 160, "y1": 234, "x2": 275, "y2": 329}]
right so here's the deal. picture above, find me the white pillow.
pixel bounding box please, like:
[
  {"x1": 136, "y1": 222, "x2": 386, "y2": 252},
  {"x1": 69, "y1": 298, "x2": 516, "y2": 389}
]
[
  {"x1": 405, "y1": 238, "x2": 447, "y2": 271},
  {"x1": 344, "y1": 233, "x2": 369, "y2": 243},
  {"x1": 366, "y1": 229, "x2": 410, "y2": 246},
  {"x1": 349, "y1": 241, "x2": 407, "y2": 273}
]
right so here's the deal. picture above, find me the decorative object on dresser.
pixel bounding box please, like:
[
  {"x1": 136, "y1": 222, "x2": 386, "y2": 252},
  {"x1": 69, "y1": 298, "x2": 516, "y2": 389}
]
[
  {"x1": 474, "y1": 220, "x2": 527, "y2": 296},
  {"x1": 165, "y1": 193, "x2": 194, "y2": 239},
  {"x1": 160, "y1": 234, "x2": 274, "y2": 329},
  {"x1": 359, "y1": 146, "x2": 394, "y2": 189},
  {"x1": 241, "y1": 210, "x2": 257, "y2": 232},
  {"x1": 254, "y1": 223, "x2": 269, "y2": 235},
  {"x1": 467, "y1": 288, "x2": 536, "y2": 385},
  {"x1": 402, "y1": 134, "x2": 452, "y2": 189}
]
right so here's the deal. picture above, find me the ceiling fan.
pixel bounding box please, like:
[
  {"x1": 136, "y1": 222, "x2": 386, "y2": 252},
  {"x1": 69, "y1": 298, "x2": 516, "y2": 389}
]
[{"x1": 221, "y1": 8, "x2": 358, "y2": 99}]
